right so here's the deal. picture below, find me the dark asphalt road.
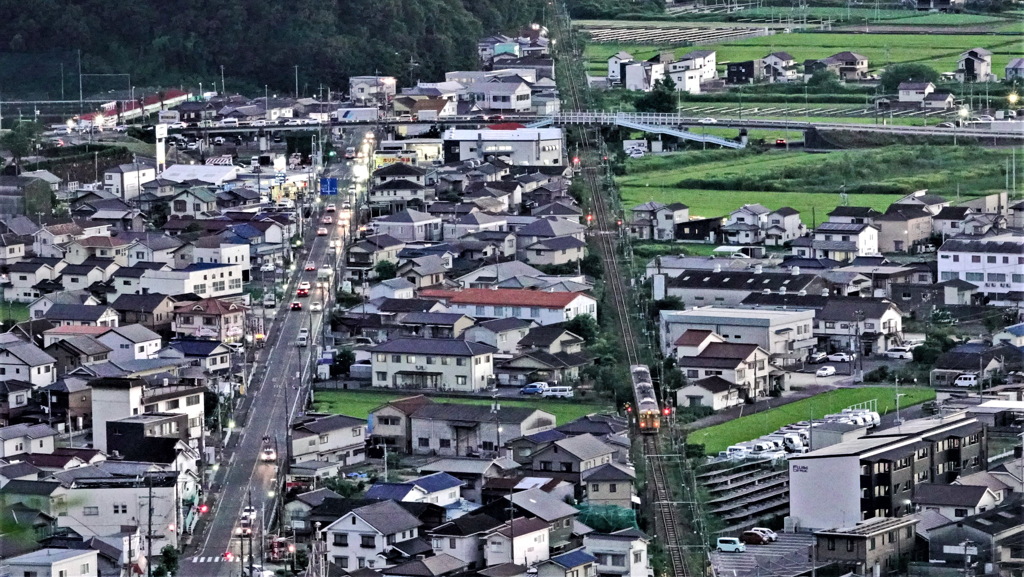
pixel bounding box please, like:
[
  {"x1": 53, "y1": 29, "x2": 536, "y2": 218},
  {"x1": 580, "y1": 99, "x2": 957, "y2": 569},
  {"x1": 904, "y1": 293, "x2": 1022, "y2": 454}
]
[{"x1": 178, "y1": 132, "x2": 361, "y2": 577}]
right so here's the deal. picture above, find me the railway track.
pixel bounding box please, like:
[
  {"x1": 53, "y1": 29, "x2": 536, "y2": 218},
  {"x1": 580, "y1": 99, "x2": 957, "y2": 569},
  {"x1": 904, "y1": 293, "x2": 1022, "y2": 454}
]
[{"x1": 553, "y1": 4, "x2": 688, "y2": 576}]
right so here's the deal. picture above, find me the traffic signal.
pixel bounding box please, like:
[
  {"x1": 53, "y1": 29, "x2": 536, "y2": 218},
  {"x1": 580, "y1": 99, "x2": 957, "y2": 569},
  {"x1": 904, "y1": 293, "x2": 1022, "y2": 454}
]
[
  {"x1": 572, "y1": 156, "x2": 580, "y2": 164},
  {"x1": 288, "y1": 544, "x2": 296, "y2": 553},
  {"x1": 586, "y1": 214, "x2": 593, "y2": 223},
  {"x1": 662, "y1": 407, "x2": 672, "y2": 416},
  {"x1": 616, "y1": 219, "x2": 623, "y2": 227}
]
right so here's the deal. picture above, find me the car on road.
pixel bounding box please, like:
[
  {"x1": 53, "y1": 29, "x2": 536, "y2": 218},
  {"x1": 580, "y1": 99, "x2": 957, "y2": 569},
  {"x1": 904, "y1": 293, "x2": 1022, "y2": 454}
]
[
  {"x1": 304, "y1": 262, "x2": 317, "y2": 271},
  {"x1": 325, "y1": 203, "x2": 336, "y2": 212},
  {"x1": 806, "y1": 352, "x2": 827, "y2": 364},
  {"x1": 317, "y1": 227, "x2": 328, "y2": 236},
  {"x1": 290, "y1": 301, "x2": 303, "y2": 311},
  {"x1": 320, "y1": 263, "x2": 332, "y2": 273},
  {"x1": 241, "y1": 506, "x2": 257, "y2": 521},
  {"x1": 225, "y1": 342, "x2": 244, "y2": 353},
  {"x1": 884, "y1": 347, "x2": 914, "y2": 359},
  {"x1": 751, "y1": 528, "x2": 778, "y2": 542},
  {"x1": 321, "y1": 215, "x2": 333, "y2": 224},
  {"x1": 826, "y1": 352, "x2": 855, "y2": 362},
  {"x1": 937, "y1": 122, "x2": 955, "y2": 128},
  {"x1": 261, "y1": 446, "x2": 277, "y2": 462},
  {"x1": 815, "y1": 365, "x2": 837, "y2": 377},
  {"x1": 954, "y1": 373, "x2": 978, "y2": 387},
  {"x1": 298, "y1": 281, "x2": 311, "y2": 291},
  {"x1": 775, "y1": 138, "x2": 787, "y2": 147},
  {"x1": 342, "y1": 202, "x2": 352, "y2": 210},
  {"x1": 236, "y1": 518, "x2": 253, "y2": 536},
  {"x1": 114, "y1": 125, "x2": 128, "y2": 133},
  {"x1": 698, "y1": 117, "x2": 718, "y2": 124},
  {"x1": 740, "y1": 531, "x2": 770, "y2": 545},
  {"x1": 519, "y1": 382, "x2": 548, "y2": 395},
  {"x1": 976, "y1": 114, "x2": 995, "y2": 122},
  {"x1": 716, "y1": 537, "x2": 746, "y2": 553},
  {"x1": 310, "y1": 301, "x2": 323, "y2": 312},
  {"x1": 259, "y1": 263, "x2": 275, "y2": 272}
]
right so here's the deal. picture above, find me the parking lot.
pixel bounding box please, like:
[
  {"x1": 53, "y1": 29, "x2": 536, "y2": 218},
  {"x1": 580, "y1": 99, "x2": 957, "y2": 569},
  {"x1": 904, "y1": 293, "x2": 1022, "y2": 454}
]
[{"x1": 711, "y1": 532, "x2": 817, "y2": 577}]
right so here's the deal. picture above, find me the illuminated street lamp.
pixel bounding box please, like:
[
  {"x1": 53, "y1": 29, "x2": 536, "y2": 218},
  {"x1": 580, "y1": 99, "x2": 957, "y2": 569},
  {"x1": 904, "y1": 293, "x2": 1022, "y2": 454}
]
[{"x1": 1009, "y1": 92, "x2": 1019, "y2": 107}]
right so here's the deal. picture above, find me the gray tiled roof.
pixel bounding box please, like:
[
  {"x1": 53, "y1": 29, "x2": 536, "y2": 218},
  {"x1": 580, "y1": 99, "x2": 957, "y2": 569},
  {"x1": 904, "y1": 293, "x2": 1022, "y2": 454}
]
[
  {"x1": 371, "y1": 338, "x2": 496, "y2": 357},
  {"x1": 351, "y1": 500, "x2": 423, "y2": 535},
  {"x1": 412, "y1": 403, "x2": 551, "y2": 425}
]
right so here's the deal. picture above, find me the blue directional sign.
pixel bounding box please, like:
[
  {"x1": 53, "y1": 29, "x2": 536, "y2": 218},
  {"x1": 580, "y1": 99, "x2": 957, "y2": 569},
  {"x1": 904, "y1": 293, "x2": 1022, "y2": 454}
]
[{"x1": 320, "y1": 177, "x2": 339, "y2": 196}]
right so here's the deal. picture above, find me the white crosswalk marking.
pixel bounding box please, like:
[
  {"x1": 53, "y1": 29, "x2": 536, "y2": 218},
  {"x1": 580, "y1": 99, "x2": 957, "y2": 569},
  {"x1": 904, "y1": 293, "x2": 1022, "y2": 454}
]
[{"x1": 187, "y1": 556, "x2": 225, "y2": 563}]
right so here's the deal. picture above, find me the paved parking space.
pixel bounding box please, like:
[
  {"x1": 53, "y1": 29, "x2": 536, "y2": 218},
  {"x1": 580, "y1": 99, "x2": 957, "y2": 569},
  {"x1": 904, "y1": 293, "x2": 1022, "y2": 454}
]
[{"x1": 711, "y1": 533, "x2": 816, "y2": 577}]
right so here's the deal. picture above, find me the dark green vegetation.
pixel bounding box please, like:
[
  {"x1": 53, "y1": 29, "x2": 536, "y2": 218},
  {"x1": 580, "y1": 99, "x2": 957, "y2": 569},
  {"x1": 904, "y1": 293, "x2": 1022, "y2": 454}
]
[{"x1": 0, "y1": 0, "x2": 552, "y2": 96}]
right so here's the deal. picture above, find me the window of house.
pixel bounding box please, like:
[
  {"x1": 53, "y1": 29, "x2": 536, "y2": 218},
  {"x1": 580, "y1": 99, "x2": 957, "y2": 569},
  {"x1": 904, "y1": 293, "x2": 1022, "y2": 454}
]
[
  {"x1": 418, "y1": 438, "x2": 430, "y2": 447},
  {"x1": 972, "y1": 255, "x2": 981, "y2": 263},
  {"x1": 954, "y1": 508, "x2": 968, "y2": 517},
  {"x1": 336, "y1": 557, "x2": 349, "y2": 568},
  {"x1": 439, "y1": 439, "x2": 451, "y2": 449},
  {"x1": 360, "y1": 535, "x2": 375, "y2": 548},
  {"x1": 456, "y1": 358, "x2": 466, "y2": 366},
  {"x1": 609, "y1": 483, "x2": 617, "y2": 493},
  {"x1": 84, "y1": 507, "x2": 99, "y2": 516},
  {"x1": 869, "y1": 537, "x2": 876, "y2": 550},
  {"x1": 114, "y1": 503, "x2": 127, "y2": 514},
  {"x1": 456, "y1": 376, "x2": 467, "y2": 386},
  {"x1": 186, "y1": 395, "x2": 200, "y2": 406},
  {"x1": 376, "y1": 372, "x2": 387, "y2": 381},
  {"x1": 847, "y1": 540, "x2": 854, "y2": 552},
  {"x1": 591, "y1": 484, "x2": 599, "y2": 493},
  {"x1": 561, "y1": 463, "x2": 572, "y2": 472}
]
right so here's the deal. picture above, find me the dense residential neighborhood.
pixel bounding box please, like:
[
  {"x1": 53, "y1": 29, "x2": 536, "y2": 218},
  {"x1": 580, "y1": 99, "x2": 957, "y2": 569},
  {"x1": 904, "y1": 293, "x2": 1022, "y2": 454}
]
[{"x1": 1, "y1": 4, "x2": 1024, "y2": 577}]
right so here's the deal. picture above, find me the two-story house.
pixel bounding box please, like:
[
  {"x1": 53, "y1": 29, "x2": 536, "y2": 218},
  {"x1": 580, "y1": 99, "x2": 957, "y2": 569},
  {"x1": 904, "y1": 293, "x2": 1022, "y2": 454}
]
[
  {"x1": 764, "y1": 207, "x2": 804, "y2": 246},
  {"x1": 369, "y1": 395, "x2": 434, "y2": 453},
  {"x1": 0, "y1": 337, "x2": 58, "y2": 387},
  {"x1": 4, "y1": 260, "x2": 59, "y2": 303},
  {"x1": 957, "y1": 47, "x2": 994, "y2": 82},
  {"x1": 484, "y1": 517, "x2": 551, "y2": 567},
  {"x1": 810, "y1": 51, "x2": 869, "y2": 80},
  {"x1": 582, "y1": 463, "x2": 637, "y2": 509},
  {"x1": 462, "y1": 318, "x2": 536, "y2": 355},
  {"x1": 43, "y1": 304, "x2": 120, "y2": 328},
  {"x1": 172, "y1": 297, "x2": 248, "y2": 342},
  {"x1": 88, "y1": 377, "x2": 207, "y2": 452},
  {"x1": 0, "y1": 423, "x2": 57, "y2": 459},
  {"x1": 409, "y1": 403, "x2": 555, "y2": 457},
  {"x1": 0, "y1": 233, "x2": 26, "y2": 267},
  {"x1": 814, "y1": 298, "x2": 904, "y2": 356},
  {"x1": 430, "y1": 513, "x2": 505, "y2": 569},
  {"x1": 110, "y1": 293, "x2": 177, "y2": 335},
  {"x1": 628, "y1": 201, "x2": 688, "y2": 241},
  {"x1": 33, "y1": 221, "x2": 84, "y2": 259},
  {"x1": 873, "y1": 205, "x2": 933, "y2": 253},
  {"x1": 169, "y1": 188, "x2": 219, "y2": 217},
  {"x1": 763, "y1": 51, "x2": 798, "y2": 82},
  {"x1": 721, "y1": 203, "x2": 770, "y2": 244},
  {"x1": 290, "y1": 413, "x2": 366, "y2": 466},
  {"x1": 139, "y1": 262, "x2": 245, "y2": 299},
  {"x1": 443, "y1": 212, "x2": 507, "y2": 241},
  {"x1": 370, "y1": 338, "x2": 498, "y2": 392},
  {"x1": 897, "y1": 82, "x2": 935, "y2": 104},
  {"x1": 63, "y1": 236, "x2": 132, "y2": 266},
  {"x1": 346, "y1": 234, "x2": 406, "y2": 283},
  {"x1": 583, "y1": 529, "x2": 649, "y2": 577},
  {"x1": 373, "y1": 210, "x2": 443, "y2": 243},
  {"x1": 29, "y1": 290, "x2": 101, "y2": 320},
  {"x1": 418, "y1": 288, "x2": 598, "y2": 326},
  {"x1": 791, "y1": 222, "x2": 878, "y2": 262},
  {"x1": 530, "y1": 434, "x2": 615, "y2": 487},
  {"x1": 364, "y1": 472, "x2": 464, "y2": 507},
  {"x1": 96, "y1": 324, "x2": 163, "y2": 362},
  {"x1": 675, "y1": 340, "x2": 774, "y2": 400},
  {"x1": 103, "y1": 162, "x2": 156, "y2": 202},
  {"x1": 323, "y1": 500, "x2": 423, "y2": 571}
]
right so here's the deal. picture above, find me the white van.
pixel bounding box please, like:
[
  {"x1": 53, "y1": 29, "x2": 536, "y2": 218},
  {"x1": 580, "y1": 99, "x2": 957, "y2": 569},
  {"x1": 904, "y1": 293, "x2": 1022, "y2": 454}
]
[
  {"x1": 541, "y1": 386, "x2": 574, "y2": 398},
  {"x1": 954, "y1": 373, "x2": 978, "y2": 387},
  {"x1": 219, "y1": 118, "x2": 239, "y2": 127},
  {"x1": 296, "y1": 335, "x2": 308, "y2": 347},
  {"x1": 716, "y1": 537, "x2": 746, "y2": 553},
  {"x1": 262, "y1": 294, "x2": 276, "y2": 308}
]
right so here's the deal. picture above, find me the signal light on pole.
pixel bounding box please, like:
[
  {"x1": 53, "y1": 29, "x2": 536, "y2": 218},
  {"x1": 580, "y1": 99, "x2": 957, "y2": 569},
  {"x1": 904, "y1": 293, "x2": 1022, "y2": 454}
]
[
  {"x1": 586, "y1": 214, "x2": 593, "y2": 223},
  {"x1": 572, "y1": 156, "x2": 580, "y2": 164},
  {"x1": 662, "y1": 407, "x2": 672, "y2": 416}
]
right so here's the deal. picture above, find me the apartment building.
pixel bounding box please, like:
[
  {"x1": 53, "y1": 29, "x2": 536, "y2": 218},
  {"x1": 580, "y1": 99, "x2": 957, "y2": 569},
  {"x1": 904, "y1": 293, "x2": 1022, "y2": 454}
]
[
  {"x1": 937, "y1": 231, "x2": 1024, "y2": 307},
  {"x1": 370, "y1": 338, "x2": 498, "y2": 392}
]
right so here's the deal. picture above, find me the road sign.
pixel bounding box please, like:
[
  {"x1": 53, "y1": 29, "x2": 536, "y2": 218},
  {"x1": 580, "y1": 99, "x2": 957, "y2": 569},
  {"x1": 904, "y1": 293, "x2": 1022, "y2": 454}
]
[{"x1": 320, "y1": 177, "x2": 339, "y2": 196}]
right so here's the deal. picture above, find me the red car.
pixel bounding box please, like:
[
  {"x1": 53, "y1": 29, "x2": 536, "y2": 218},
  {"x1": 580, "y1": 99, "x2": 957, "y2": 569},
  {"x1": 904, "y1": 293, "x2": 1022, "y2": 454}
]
[
  {"x1": 290, "y1": 301, "x2": 303, "y2": 311},
  {"x1": 296, "y1": 288, "x2": 309, "y2": 297},
  {"x1": 304, "y1": 262, "x2": 316, "y2": 271}
]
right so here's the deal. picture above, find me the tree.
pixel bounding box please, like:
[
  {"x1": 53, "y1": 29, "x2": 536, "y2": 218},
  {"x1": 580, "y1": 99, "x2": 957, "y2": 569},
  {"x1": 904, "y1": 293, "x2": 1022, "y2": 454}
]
[
  {"x1": 807, "y1": 69, "x2": 841, "y2": 91},
  {"x1": 333, "y1": 348, "x2": 356, "y2": 376},
  {"x1": 0, "y1": 122, "x2": 42, "y2": 174},
  {"x1": 879, "y1": 63, "x2": 940, "y2": 93},
  {"x1": 579, "y1": 253, "x2": 603, "y2": 278},
  {"x1": 565, "y1": 314, "x2": 599, "y2": 345},
  {"x1": 373, "y1": 260, "x2": 397, "y2": 281},
  {"x1": 158, "y1": 545, "x2": 180, "y2": 576},
  {"x1": 634, "y1": 77, "x2": 677, "y2": 113}
]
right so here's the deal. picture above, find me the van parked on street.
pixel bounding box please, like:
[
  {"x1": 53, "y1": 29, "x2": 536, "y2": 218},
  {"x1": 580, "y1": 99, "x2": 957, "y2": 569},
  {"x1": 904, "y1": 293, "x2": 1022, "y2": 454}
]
[
  {"x1": 954, "y1": 373, "x2": 978, "y2": 387},
  {"x1": 541, "y1": 386, "x2": 574, "y2": 398}
]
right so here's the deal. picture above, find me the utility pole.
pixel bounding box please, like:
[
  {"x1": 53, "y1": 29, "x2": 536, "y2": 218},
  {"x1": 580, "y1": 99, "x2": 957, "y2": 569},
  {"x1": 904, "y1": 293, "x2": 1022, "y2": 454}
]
[
  {"x1": 146, "y1": 474, "x2": 154, "y2": 577},
  {"x1": 221, "y1": 65, "x2": 226, "y2": 95},
  {"x1": 294, "y1": 66, "x2": 299, "y2": 99}
]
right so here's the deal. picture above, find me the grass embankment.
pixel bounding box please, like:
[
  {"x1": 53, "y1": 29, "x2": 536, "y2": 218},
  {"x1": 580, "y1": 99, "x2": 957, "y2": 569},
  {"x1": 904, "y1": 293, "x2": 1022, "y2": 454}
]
[
  {"x1": 689, "y1": 387, "x2": 937, "y2": 455},
  {"x1": 313, "y1": 390, "x2": 611, "y2": 426},
  {"x1": 584, "y1": 34, "x2": 1021, "y2": 76},
  {"x1": 617, "y1": 145, "x2": 1009, "y2": 218}
]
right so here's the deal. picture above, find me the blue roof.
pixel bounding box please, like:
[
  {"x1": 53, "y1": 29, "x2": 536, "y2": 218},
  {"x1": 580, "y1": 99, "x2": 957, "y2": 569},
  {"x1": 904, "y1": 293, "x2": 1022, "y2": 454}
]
[
  {"x1": 364, "y1": 483, "x2": 417, "y2": 501},
  {"x1": 549, "y1": 550, "x2": 597, "y2": 569},
  {"x1": 525, "y1": 429, "x2": 568, "y2": 444},
  {"x1": 412, "y1": 472, "x2": 463, "y2": 493},
  {"x1": 167, "y1": 339, "x2": 225, "y2": 356},
  {"x1": 230, "y1": 223, "x2": 264, "y2": 240},
  {"x1": 1004, "y1": 323, "x2": 1024, "y2": 337}
]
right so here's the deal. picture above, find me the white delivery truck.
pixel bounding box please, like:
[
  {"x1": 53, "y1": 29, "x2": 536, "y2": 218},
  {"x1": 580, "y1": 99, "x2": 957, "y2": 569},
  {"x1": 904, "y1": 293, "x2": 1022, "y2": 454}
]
[{"x1": 333, "y1": 108, "x2": 378, "y2": 122}]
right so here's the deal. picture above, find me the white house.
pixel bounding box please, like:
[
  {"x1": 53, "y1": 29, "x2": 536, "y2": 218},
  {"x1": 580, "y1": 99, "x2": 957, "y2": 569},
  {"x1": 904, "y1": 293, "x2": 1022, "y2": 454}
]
[
  {"x1": 607, "y1": 51, "x2": 634, "y2": 82},
  {"x1": 897, "y1": 82, "x2": 935, "y2": 104},
  {"x1": 721, "y1": 203, "x2": 770, "y2": 244},
  {"x1": 95, "y1": 324, "x2": 163, "y2": 362},
  {"x1": 763, "y1": 51, "x2": 798, "y2": 82},
  {"x1": 373, "y1": 210, "x2": 442, "y2": 243},
  {"x1": 419, "y1": 288, "x2": 598, "y2": 326},
  {"x1": 104, "y1": 162, "x2": 156, "y2": 201},
  {"x1": 670, "y1": 50, "x2": 717, "y2": 81},
  {"x1": 467, "y1": 79, "x2": 533, "y2": 114},
  {"x1": 290, "y1": 413, "x2": 367, "y2": 466},
  {"x1": 322, "y1": 500, "x2": 422, "y2": 571},
  {"x1": 937, "y1": 231, "x2": 1024, "y2": 307},
  {"x1": 6, "y1": 548, "x2": 99, "y2": 577},
  {"x1": 0, "y1": 338, "x2": 57, "y2": 387},
  {"x1": 484, "y1": 517, "x2": 551, "y2": 567},
  {"x1": 442, "y1": 127, "x2": 564, "y2": 166},
  {"x1": 791, "y1": 222, "x2": 878, "y2": 262},
  {"x1": 4, "y1": 261, "x2": 59, "y2": 302},
  {"x1": 139, "y1": 263, "x2": 245, "y2": 299},
  {"x1": 89, "y1": 377, "x2": 206, "y2": 452},
  {"x1": 0, "y1": 423, "x2": 57, "y2": 459},
  {"x1": 364, "y1": 472, "x2": 464, "y2": 507},
  {"x1": 370, "y1": 338, "x2": 497, "y2": 392},
  {"x1": 765, "y1": 207, "x2": 804, "y2": 246}
]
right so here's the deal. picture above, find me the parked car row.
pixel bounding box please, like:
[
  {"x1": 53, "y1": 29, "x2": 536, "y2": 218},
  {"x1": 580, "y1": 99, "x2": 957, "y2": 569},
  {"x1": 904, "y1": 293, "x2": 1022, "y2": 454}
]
[
  {"x1": 518, "y1": 382, "x2": 575, "y2": 398},
  {"x1": 716, "y1": 527, "x2": 779, "y2": 552}
]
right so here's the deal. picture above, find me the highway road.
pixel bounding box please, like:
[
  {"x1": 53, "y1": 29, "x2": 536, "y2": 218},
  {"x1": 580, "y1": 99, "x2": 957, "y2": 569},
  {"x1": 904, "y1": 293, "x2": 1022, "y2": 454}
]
[{"x1": 176, "y1": 130, "x2": 365, "y2": 577}]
